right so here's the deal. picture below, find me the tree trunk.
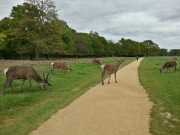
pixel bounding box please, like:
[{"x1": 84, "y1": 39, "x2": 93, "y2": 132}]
[{"x1": 35, "y1": 45, "x2": 39, "y2": 60}]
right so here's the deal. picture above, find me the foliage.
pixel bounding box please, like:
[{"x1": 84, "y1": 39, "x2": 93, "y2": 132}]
[
  {"x1": 143, "y1": 40, "x2": 160, "y2": 56},
  {"x1": 0, "y1": 0, "x2": 175, "y2": 59},
  {"x1": 169, "y1": 49, "x2": 180, "y2": 56},
  {"x1": 0, "y1": 33, "x2": 7, "y2": 46}
]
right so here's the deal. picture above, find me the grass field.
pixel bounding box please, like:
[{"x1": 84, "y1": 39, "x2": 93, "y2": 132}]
[
  {"x1": 1, "y1": 56, "x2": 179, "y2": 135},
  {"x1": 0, "y1": 57, "x2": 134, "y2": 135},
  {"x1": 139, "y1": 57, "x2": 180, "y2": 135}
]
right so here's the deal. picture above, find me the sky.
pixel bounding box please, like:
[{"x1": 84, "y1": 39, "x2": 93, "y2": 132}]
[{"x1": 0, "y1": 0, "x2": 180, "y2": 50}]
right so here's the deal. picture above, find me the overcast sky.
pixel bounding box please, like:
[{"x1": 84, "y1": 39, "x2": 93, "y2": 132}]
[{"x1": 0, "y1": 0, "x2": 180, "y2": 50}]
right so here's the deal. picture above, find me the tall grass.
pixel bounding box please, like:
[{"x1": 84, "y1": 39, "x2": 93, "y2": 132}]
[
  {"x1": 0, "y1": 57, "x2": 134, "y2": 135},
  {"x1": 139, "y1": 57, "x2": 180, "y2": 135}
]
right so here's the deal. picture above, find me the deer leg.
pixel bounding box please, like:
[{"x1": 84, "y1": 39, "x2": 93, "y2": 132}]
[
  {"x1": 28, "y1": 79, "x2": 33, "y2": 92},
  {"x1": 101, "y1": 72, "x2": 105, "y2": 85},
  {"x1": 51, "y1": 68, "x2": 54, "y2": 73},
  {"x1": 115, "y1": 73, "x2": 117, "y2": 83},
  {"x1": 20, "y1": 79, "x2": 25, "y2": 92},
  {"x1": 9, "y1": 80, "x2": 16, "y2": 94},
  {"x1": 108, "y1": 74, "x2": 111, "y2": 84},
  {"x1": 166, "y1": 68, "x2": 168, "y2": 72},
  {"x1": 2, "y1": 80, "x2": 11, "y2": 95}
]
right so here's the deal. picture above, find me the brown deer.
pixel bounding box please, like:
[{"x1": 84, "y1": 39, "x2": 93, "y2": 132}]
[
  {"x1": 101, "y1": 56, "x2": 125, "y2": 85},
  {"x1": 2, "y1": 66, "x2": 51, "y2": 95},
  {"x1": 51, "y1": 61, "x2": 72, "y2": 73},
  {"x1": 159, "y1": 61, "x2": 178, "y2": 73},
  {"x1": 92, "y1": 58, "x2": 101, "y2": 65},
  {"x1": 174, "y1": 57, "x2": 177, "y2": 60}
]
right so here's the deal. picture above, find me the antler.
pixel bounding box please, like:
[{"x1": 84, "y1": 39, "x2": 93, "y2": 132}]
[
  {"x1": 113, "y1": 55, "x2": 125, "y2": 63},
  {"x1": 44, "y1": 72, "x2": 51, "y2": 86},
  {"x1": 112, "y1": 55, "x2": 119, "y2": 62}
]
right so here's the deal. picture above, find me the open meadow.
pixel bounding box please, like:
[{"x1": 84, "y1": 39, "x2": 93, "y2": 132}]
[
  {"x1": 139, "y1": 57, "x2": 180, "y2": 135},
  {"x1": 0, "y1": 56, "x2": 180, "y2": 135},
  {"x1": 0, "y1": 57, "x2": 134, "y2": 135}
]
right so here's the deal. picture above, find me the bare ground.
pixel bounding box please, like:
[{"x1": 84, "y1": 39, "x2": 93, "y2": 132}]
[{"x1": 29, "y1": 58, "x2": 152, "y2": 135}]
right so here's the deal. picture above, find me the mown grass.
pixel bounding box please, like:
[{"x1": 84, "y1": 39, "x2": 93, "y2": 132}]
[
  {"x1": 0, "y1": 57, "x2": 134, "y2": 135},
  {"x1": 139, "y1": 57, "x2": 180, "y2": 135}
]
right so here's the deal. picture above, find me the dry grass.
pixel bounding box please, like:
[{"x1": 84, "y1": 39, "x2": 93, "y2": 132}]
[{"x1": 0, "y1": 57, "x2": 117, "y2": 74}]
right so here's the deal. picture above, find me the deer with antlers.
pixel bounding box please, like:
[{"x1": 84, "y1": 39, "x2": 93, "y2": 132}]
[
  {"x1": 2, "y1": 66, "x2": 51, "y2": 95},
  {"x1": 101, "y1": 56, "x2": 125, "y2": 85}
]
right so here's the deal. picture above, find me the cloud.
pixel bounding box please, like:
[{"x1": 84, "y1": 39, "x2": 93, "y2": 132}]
[{"x1": 0, "y1": 0, "x2": 180, "y2": 50}]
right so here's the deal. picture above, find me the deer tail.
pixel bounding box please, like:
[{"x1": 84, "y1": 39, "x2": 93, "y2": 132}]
[
  {"x1": 51, "y1": 62, "x2": 54, "y2": 68},
  {"x1": 100, "y1": 64, "x2": 105, "y2": 71},
  {"x1": 4, "y1": 68, "x2": 9, "y2": 77}
]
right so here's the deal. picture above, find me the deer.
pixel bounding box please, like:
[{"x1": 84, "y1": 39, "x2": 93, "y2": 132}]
[
  {"x1": 101, "y1": 56, "x2": 125, "y2": 85},
  {"x1": 51, "y1": 61, "x2": 72, "y2": 73},
  {"x1": 92, "y1": 58, "x2": 101, "y2": 65},
  {"x1": 174, "y1": 57, "x2": 177, "y2": 60},
  {"x1": 159, "y1": 61, "x2": 178, "y2": 73},
  {"x1": 2, "y1": 66, "x2": 51, "y2": 95}
]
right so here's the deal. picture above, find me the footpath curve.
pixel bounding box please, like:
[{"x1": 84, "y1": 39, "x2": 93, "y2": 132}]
[{"x1": 30, "y1": 58, "x2": 152, "y2": 135}]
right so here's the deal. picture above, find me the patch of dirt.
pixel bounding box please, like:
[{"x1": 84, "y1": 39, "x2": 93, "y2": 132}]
[{"x1": 29, "y1": 58, "x2": 152, "y2": 135}]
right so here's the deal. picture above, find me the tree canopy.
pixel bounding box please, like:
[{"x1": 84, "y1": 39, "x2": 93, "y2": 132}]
[{"x1": 0, "y1": 0, "x2": 175, "y2": 59}]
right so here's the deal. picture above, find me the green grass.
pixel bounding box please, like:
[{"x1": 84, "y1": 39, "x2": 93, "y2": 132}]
[
  {"x1": 139, "y1": 57, "x2": 180, "y2": 135},
  {"x1": 0, "y1": 57, "x2": 134, "y2": 135}
]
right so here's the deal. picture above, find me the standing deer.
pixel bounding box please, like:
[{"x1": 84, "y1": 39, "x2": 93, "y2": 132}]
[
  {"x1": 159, "y1": 61, "x2": 178, "y2": 73},
  {"x1": 92, "y1": 58, "x2": 101, "y2": 65},
  {"x1": 101, "y1": 56, "x2": 125, "y2": 85},
  {"x1": 51, "y1": 61, "x2": 72, "y2": 73},
  {"x1": 2, "y1": 66, "x2": 51, "y2": 95}
]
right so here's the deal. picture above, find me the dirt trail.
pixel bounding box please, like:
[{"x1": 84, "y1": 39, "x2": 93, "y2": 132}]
[{"x1": 29, "y1": 58, "x2": 152, "y2": 135}]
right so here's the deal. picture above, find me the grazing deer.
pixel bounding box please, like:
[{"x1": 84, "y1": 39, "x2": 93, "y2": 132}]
[
  {"x1": 174, "y1": 57, "x2": 177, "y2": 60},
  {"x1": 51, "y1": 61, "x2": 72, "y2": 73},
  {"x1": 92, "y1": 58, "x2": 101, "y2": 65},
  {"x1": 159, "y1": 61, "x2": 178, "y2": 73},
  {"x1": 101, "y1": 56, "x2": 125, "y2": 85},
  {"x1": 2, "y1": 66, "x2": 51, "y2": 95}
]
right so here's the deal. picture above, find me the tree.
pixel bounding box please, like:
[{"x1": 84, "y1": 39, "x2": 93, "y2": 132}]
[
  {"x1": 0, "y1": 33, "x2": 7, "y2": 45},
  {"x1": 73, "y1": 32, "x2": 89, "y2": 58},
  {"x1": 159, "y1": 48, "x2": 168, "y2": 56},
  {"x1": 143, "y1": 40, "x2": 160, "y2": 56},
  {"x1": 11, "y1": 0, "x2": 62, "y2": 60},
  {"x1": 89, "y1": 31, "x2": 105, "y2": 57}
]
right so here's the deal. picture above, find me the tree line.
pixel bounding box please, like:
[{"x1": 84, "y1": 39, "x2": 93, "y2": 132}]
[{"x1": 0, "y1": 0, "x2": 178, "y2": 60}]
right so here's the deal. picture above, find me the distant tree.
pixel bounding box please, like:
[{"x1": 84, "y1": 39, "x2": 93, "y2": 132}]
[
  {"x1": 159, "y1": 48, "x2": 168, "y2": 56},
  {"x1": 89, "y1": 31, "x2": 105, "y2": 57},
  {"x1": 143, "y1": 40, "x2": 160, "y2": 56},
  {"x1": 73, "y1": 33, "x2": 89, "y2": 58},
  {"x1": 0, "y1": 33, "x2": 7, "y2": 44},
  {"x1": 10, "y1": 0, "x2": 64, "y2": 60},
  {"x1": 118, "y1": 38, "x2": 141, "y2": 56},
  {"x1": 169, "y1": 49, "x2": 180, "y2": 56}
]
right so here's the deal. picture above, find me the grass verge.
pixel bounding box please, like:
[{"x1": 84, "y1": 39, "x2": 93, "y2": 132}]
[
  {"x1": 139, "y1": 57, "x2": 180, "y2": 135},
  {"x1": 0, "y1": 57, "x2": 134, "y2": 135}
]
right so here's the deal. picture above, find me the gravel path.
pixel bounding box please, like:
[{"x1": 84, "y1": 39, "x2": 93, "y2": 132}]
[{"x1": 29, "y1": 58, "x2": 152, "y2": 135}]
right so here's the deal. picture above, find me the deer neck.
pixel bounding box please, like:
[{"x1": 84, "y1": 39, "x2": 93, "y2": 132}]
[
  {"x1": 33, "y1": 74, "x2": 43, "y2": 83},
  {"x1": 116, "y1": 62, "x2": 122, "y2": 68}
]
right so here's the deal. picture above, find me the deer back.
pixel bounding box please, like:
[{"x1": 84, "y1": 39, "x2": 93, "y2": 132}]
[
  {"x1": 163, "y1": 61, "x2": 178, "y2": 68},
  {"x1": 52, "y1": 62, "x2": 69, "y2": 69},
  {"x1": 5, "y1": 66, "x2": 41, "y2": 80},
  {"x1": 103, "y1": 64, "x2": 119, "y2": 73}
]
